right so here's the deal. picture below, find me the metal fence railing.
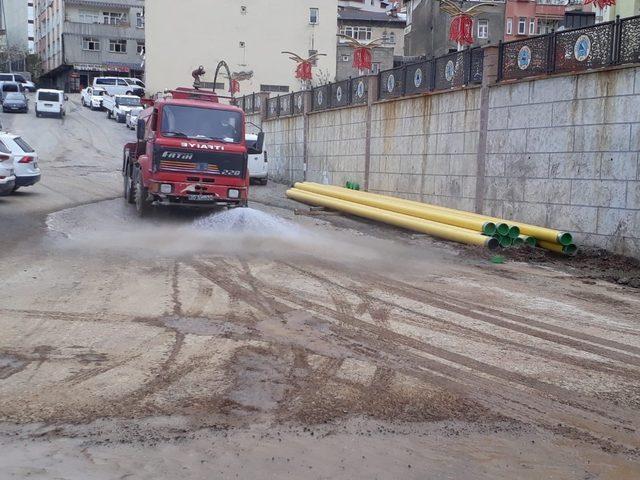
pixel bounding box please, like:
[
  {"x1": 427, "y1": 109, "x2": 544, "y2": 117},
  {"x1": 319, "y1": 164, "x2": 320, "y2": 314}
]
[
  {"x1": 239, "y1": 16, "x2": 640, "y2": 118},
  {"x1": 499, "y1": 15, "x2": 640, "y2": 81}
]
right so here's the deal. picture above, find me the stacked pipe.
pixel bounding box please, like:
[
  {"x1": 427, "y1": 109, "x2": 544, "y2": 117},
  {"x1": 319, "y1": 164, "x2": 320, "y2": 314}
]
[{"x1": 286, "y1": 182, "x2": 577, "y2": 254}]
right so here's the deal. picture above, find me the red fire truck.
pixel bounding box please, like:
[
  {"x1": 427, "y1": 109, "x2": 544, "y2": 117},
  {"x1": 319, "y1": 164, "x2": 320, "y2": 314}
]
[{"x1": 122, "y1": 86, "x2": 263, "y2": 216}]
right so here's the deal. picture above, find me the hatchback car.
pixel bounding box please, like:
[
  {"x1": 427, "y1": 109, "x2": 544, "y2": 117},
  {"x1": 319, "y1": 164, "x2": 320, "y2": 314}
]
[
  {"x1": 0, "y1": 133, "x2": 40, "y2": 191},
  {"x1": 2, "y1": 92, "x2": 28, "y2": 113}
]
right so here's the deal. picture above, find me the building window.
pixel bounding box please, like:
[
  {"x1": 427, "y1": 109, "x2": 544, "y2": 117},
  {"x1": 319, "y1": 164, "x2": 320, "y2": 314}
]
[
  {"x1": 137, "y1": 41, "x2": 145, "y2": 55},
  {"x1": 82, "y1": 37, "x2": 100, "y2": 51},
  {"x1": 79, "y1": 10, "x2": 101, "y2": 24},
  {"x1": 103, "y1": 11, "x2": 127, "y2": 26},
  {"x1": 529, "y1": 19, "x2": 535, "y2": 35},
  {"x1": 340, "y1": 26, "x2": 372, "y2": 41},
  {"x1": 136, "y1": 11, "x2": 144, "y2": 28},
  {"x1": 537, "y1": 19, "x2": 560, "y2": 34},
  {"x1": 109, "y1": 39, "x2": 127, "y2": 53},
  {"x1": 309, "y1": 7, "x2": 319, "y2": 25},
  {"x1": 383, "y1": 31, "x2": 396, "y2": 44},
  {"x1": 518, "y1": 17, "x2": 526, "y2": 35},
  {"x1": 342, "y1": 55, "x2": 350, "y2": 62},
  {"x1": 506, "y1": 18, "x2": 512, "y2": 35},
  {"x1": 371, "y1": 63, "x2": 380, "y2": 74},
  {"x1": 477, "y1": 20, "x2": 488, "y2": 39}
]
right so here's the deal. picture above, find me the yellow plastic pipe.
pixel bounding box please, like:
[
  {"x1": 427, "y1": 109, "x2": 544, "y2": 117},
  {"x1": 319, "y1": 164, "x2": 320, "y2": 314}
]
[
  {"x1": 538, "y1": 240, "x2": 577, "y2": 255},
  {"x1": 291, "y1": 182, "x2": 497, "y2": 236},
  {"x1": 286, "y1": 188, "x2": 499, "y2": 250},
  {"x1": 299, "y1": 182, "x2": 573, "y2": 246}
]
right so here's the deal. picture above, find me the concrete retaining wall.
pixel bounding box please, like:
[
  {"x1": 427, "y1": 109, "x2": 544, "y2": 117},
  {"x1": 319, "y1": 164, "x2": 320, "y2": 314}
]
[{"x1": 254, "y1": 65, "x2": 640, "y2": 258}]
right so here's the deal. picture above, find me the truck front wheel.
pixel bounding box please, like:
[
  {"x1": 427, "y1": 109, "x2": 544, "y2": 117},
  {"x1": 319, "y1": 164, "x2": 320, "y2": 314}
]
[{"x1": 134, "y1": 170, "x2": 152, "y2": 217}]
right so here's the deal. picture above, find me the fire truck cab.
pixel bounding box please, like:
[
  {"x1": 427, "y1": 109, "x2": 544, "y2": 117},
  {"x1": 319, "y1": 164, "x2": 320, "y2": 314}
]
[{"x1": 122, "y1": 88, "x2": 263, "y2": 216}]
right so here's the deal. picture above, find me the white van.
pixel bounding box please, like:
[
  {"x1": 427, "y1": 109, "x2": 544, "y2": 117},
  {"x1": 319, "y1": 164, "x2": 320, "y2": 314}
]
[
  {"x1": 0, "y1": 73, "x2": 36, "y2": 92},
  {"x1": 35, "y1": 89, "x2": 67, "y2": 118},
  {"x1": 93, "y1": 77, "x2": 144, "y2": 97},
  {"x1": 246, "y1": 133, "x2": 268, "y2": 185}
]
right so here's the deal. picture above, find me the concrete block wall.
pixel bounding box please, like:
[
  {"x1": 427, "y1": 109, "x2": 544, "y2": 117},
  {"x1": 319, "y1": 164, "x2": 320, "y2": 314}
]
[
  {"x1": 253, "y1": 65, "x2": 640, "y2": 258},
  {"x1": 261, "y1": 115, "x2": 305, "y2": 184},
  {"x1": 369, "y1": 88, "x2": 480, "y2": 210},
  {"x1": 485, "y1": 67, "x2": 640, "y2": 256},
  {"x1": 305, "y1": 106, "x2": 368, "y2": 187}
]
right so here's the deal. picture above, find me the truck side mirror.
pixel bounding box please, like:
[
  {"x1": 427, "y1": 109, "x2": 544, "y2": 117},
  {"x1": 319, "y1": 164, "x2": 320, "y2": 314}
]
[
  {"x1": 255, "y1": 132, "x2": 265, "y2": 152},
  {"x1": 137, "y1": 118, "x2": 145, "y2": 140}
]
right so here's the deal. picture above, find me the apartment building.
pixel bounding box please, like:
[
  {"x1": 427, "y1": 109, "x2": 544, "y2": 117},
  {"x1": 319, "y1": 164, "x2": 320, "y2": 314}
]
[
  {"x1": 338, "y1": 0, "x2": 392, "y2": 12},
  {"x1": 337, "y1": 7, "x2": 405, "y2": 79},
  {"x1": 35, "y1": 0, "x2": 145, "y2": 91},
  {"x1": 404, "y1": 0, "x2": 505, "y2": 58},
  {"x1": 145, "y1": 0, "x2": 337, "y2": 96},
  {"x1": 503, "y1": 0, "x2": 595, "y2": 42},
  {"x1": 3, "y1": 0, "x2": 36, "y2": 53}
]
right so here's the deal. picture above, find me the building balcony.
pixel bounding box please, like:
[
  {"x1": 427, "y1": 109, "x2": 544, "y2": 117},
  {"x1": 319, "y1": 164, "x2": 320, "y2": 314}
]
[
  {"x1": 62, "y1": 21, "x2": 144, "y2": 40},
  {"x1": 535, "y1": 4, "x2": 566, "y2": 16}
]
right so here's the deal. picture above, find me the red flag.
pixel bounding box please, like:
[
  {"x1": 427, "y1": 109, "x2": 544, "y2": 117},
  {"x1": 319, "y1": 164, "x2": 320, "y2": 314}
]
[
  {"x1": 229, "y1": 79, "x2": 240, "y2": 94},
  {"x1": 353, "y1": 47, "x2": 373, "y2": 70},
  {"x1": 449, "y1": 15, "x2": 474, "y2": 46},
  {"x1": 295, "y1": 61, "x2": 313, "y2": 80},
  {"x1": 583, "y1": 0, "x2": 615, "y2": 8}
]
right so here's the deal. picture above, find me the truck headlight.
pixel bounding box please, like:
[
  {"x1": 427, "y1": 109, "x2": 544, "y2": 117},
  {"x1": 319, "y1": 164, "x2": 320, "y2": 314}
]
[
  {"x1": 160, "y1": 183, "x2": 172, "y2": 194},
  {"x1": 228, "y1": 189, "x2": 239, "y2": 199}
]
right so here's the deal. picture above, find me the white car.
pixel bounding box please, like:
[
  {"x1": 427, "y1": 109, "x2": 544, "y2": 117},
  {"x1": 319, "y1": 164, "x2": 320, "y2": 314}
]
[
  {"x1": 0, "y1": 132, "x2": 39, "y2": 192},
  {"x1": 81, "y1": 86, "x2": 107, "y2": 110},
  {"x1": 0, "y1": 149, "x2": 15, "y2": 196},
  {"x1": 126, "y1": 107, "x2": 143, "y2": 130},
  {"x1": 93, "y1": 77, "x2": 144, "y2": 97},
  {"x1": 103, "y1": 95, "x2": 143, "y2": 123},
  {"x1": 246, "y1": 133, "x2": 268, "y2": 185},
  {"x1": 35, "y1": 89, "x2": 67, "y2": 118}
]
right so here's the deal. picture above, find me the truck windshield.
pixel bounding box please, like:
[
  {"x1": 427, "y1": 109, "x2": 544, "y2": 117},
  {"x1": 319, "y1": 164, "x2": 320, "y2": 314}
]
[
  {"x1": 117, "y1": 97, "x2": 141, "y2": 106},
  {"x1": 161, "y1": 105, "x2": 242, "y2": 143}
]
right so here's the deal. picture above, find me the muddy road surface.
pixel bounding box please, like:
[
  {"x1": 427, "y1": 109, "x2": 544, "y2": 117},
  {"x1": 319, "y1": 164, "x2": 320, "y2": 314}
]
[{"x1": 1, "y1": 96, "x2": 639, "y2": 479}]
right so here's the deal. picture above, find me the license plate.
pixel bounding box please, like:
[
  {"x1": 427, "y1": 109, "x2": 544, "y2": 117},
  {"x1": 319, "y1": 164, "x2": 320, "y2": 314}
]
[
  {"x1": 44, "y1": 103, "x2": 53, "y2": 107},
  {"x1": 187, "y1": 195, "x2": 216, "y2": 201}
]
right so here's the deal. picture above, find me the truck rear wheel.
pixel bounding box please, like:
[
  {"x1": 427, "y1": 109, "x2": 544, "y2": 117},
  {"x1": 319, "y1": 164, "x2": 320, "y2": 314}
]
[
  {"x1": 123, "y1": 154, "x2": 135, "y2": 204},
  {"x1": 134, "y1": 170, "x2": 152, "y2": 217}
]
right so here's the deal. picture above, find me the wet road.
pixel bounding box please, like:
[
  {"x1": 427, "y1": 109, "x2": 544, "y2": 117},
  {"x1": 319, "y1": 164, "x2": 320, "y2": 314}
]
[{"x1": 1, "y1": 96, "x2": 640, "y2": 479}]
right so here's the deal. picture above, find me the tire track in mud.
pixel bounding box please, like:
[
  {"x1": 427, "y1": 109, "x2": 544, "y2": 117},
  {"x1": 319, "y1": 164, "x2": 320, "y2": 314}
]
[
  {"x1": 386, "y1": 275, "x2": 640, "y2": 357},
  {"x1": 296, "y1": 262, "x2": 640, "y2": 367},
  {"x1": 279, "y1": 264, "x2": 640, "y2": 417},
  {"x1": 186, "y1": 259, "x2": 640, "y2": 452}
]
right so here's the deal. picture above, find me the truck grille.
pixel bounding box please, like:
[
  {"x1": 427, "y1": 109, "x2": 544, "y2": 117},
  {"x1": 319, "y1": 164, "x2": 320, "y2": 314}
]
[{"x1": 154, "y1": 147, "x2": 245, "y2": 177}]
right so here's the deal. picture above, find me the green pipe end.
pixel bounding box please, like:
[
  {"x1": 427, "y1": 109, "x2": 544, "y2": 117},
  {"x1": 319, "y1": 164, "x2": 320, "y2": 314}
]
[
  {"x1": 486, "y1": 237, "x2": 500, "y2": 250},
  {"x1": 496, "y1": 223, "x2": 510, "y2": 236},
  {"x1": 482, "y1": 222, "x2": 497, "y2": 236},
  {"x1": 513, "y1": 236, "x2": 525, "y2": 246},
  {"x1": 557, "y1": 232, "x2": 573, "y2": 246},
  {"x1": 499, "y1": 235, "x2": 513, "y2": 247},
  {"x1": 523, "y1": 236, "x2": 537, "y2": 247},
  {"x1": 563, "y1": 244, "x2": 578, "y2": 255},
  {"x1": 507, "y1": 226, "x2": 521, "y2": 239}
]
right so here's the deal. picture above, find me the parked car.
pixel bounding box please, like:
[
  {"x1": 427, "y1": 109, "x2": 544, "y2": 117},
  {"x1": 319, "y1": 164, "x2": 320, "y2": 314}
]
[
  {"x1": 0, "y1": 133, "x2": 40, "y2": 191},
  {"x1": 246, "y1": 133, "x2": 268, "y2": 185},
  {"x1": 124, "y1": 78, "x2": 145, "y2": 91},
  {"x1": 81, "y1": 86, "x2": 107, "y2": 110},
  {"x1": 0, "y1": 81, "x2": 24, "y2": 101},
  {"x1": 125, "y1": 107, "x2": 143, "y2": 130},
  {"x1": 103, "y1": 94, "x2": 142, "y2": 123},
  {"x1": 0, "y1": 147, "x2": 15, "y2": 196},
  {"x1": 2, "y1": 92, "x2": 29, "y2": 113},
  {"x1": 0, "y1": 73, "x2": 36, "y2": 92},
  {"x1": 93, "y1": 77, "x2": 144, "y2": 97}
]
